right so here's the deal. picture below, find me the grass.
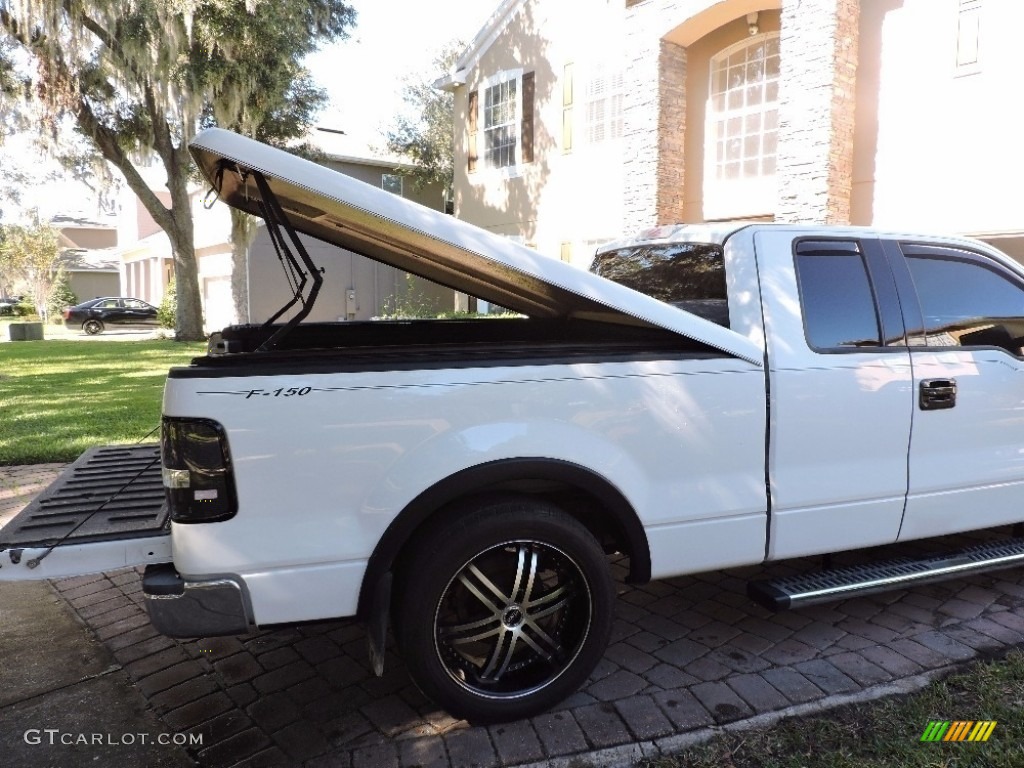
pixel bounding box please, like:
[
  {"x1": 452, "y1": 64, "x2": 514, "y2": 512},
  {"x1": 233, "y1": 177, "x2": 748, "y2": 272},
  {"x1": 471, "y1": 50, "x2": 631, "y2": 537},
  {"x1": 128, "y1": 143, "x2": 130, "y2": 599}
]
[
  {"x1": 642, "y1": 649, "x2": 1024, "y2": 768},
  {"x1": 0, "y1": 339, "x2": 206, "y2": 465}
]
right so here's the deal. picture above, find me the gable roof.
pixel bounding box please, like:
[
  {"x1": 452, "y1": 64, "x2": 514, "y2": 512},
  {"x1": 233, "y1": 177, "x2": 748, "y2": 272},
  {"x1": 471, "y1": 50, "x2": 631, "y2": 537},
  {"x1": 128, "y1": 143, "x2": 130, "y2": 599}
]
[
  {"x1": 434, "y1": 0, "x2": 526, "y2": 90},
  {"x1": 59, "y1": 248, "x2": 120, "y2": 272}
]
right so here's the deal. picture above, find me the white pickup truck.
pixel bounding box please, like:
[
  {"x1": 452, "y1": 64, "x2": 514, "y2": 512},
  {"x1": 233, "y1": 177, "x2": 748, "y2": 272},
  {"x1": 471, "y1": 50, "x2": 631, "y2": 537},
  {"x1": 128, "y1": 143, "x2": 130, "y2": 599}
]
[{"x1": 5, "y1": 129, "x2": 1024, "y2": 723}]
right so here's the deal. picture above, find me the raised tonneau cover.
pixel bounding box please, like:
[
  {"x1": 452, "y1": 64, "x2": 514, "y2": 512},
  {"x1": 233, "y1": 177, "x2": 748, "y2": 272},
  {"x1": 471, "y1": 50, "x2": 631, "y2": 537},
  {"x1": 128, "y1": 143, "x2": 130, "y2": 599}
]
[{"x1": 188, "y1": 128, "x2": 762, "y2": 366}]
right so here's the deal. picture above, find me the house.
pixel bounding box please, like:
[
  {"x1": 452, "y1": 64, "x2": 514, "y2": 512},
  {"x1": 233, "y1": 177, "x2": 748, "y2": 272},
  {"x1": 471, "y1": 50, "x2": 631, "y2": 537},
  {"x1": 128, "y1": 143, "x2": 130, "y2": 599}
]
[
  {"x1": 117, "y1": 129, "x2": 453, "y2": 332},
  {"x1": 439, "y1": 0, "x2": 1024, "y2": 265},
  {"x1": 53, "y1": 213, "x2": 120, "y2": 300}
]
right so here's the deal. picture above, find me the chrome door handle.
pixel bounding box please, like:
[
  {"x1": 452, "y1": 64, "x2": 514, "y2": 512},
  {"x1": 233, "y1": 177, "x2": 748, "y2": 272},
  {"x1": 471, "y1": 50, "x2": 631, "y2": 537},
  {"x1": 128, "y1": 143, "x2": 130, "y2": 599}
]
[{"x1": 920, "y1": 378, "x2": 957, "y2": 410}]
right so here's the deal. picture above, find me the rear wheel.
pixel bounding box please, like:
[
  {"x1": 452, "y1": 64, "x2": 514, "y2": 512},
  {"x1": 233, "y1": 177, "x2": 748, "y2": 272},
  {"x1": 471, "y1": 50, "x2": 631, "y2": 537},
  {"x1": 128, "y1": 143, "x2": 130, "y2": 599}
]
[
  {"x1": 83, "y1": 319, "x2": 103, "y2": 335},
  {"x1": 395, "y1": 496, "x2": 614, "y2": 723}
]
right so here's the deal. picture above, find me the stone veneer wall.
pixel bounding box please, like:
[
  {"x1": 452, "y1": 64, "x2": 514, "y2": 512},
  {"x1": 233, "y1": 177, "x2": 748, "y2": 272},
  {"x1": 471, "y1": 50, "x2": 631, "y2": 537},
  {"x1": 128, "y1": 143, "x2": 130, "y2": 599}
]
[
  {"x1": 623, "y1": 11, "x2": 687, "y2": 231},
  {"x1": 775, "y1": 0, "x2": 860, "y2": 224}
]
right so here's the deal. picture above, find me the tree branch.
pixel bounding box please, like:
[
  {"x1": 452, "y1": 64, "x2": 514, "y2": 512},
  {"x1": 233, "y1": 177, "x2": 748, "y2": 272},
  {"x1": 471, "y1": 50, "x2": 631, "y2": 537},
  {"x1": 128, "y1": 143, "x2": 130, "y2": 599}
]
[
  {"x1": 72, "y1": 4, "x2": 179, "y2": 170},
  {"x1": 75, "y1": 96, "x2": 175, "y2": 234}
]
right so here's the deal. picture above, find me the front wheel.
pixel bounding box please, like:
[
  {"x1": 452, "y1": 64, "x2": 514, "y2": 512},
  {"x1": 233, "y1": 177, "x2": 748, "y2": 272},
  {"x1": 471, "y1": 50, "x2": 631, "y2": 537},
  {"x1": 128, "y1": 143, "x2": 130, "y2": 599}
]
[
  {"x1": 395, "y1": 496, "x2": 614, "y2": 723},
  {"x1": 83, "y1": 319, "x2": 103, "y2": 335}
]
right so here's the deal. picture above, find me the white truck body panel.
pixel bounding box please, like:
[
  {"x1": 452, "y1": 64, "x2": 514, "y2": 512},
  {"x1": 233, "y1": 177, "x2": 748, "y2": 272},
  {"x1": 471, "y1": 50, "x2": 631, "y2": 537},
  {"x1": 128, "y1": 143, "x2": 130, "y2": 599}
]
[
  {"x1": 751, "y1": 228, "x2": 915, "y2": 559},
  {"x1": 166, "y1": 356, "x2": 767, "y2": 625},
  {"x1": 0, "y1": 536, "x2": 171, "y2": 581}
]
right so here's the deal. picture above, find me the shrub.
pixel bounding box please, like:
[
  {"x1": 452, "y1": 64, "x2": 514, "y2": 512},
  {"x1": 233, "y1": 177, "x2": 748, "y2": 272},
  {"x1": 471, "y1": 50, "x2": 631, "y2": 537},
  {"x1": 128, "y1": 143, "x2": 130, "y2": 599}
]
[
  {"x1": 47, "y1": 275, "x2": 78, "y2": 322},
  {"x1": 13, "y1": 298, "x2": 37, "y2": 318},
  {"x1": 157, "y1": 281, "x2": 176, "y2": 329}
]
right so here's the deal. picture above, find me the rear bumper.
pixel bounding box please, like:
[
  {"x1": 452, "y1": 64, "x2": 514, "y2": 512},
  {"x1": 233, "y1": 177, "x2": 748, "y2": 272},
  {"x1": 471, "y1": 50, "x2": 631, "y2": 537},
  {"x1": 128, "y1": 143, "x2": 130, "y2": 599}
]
[{"x1": 143, "y1": 563, "x2": 253, "y2": 637}]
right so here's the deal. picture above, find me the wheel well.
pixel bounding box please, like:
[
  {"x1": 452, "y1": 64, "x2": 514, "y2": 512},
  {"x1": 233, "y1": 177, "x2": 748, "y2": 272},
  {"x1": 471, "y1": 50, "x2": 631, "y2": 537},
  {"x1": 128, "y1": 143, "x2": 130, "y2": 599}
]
[{"x1": 356, "y1": 459, "x2": 651, "y2": 619}]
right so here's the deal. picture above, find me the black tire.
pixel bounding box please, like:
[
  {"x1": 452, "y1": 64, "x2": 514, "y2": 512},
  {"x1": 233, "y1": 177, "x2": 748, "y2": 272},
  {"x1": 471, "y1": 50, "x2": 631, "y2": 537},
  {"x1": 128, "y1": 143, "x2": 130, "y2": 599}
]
[
  {"x1": 83, "y1": 319, "x2": 103, "y2": 335},
  {"x1": 395, "y1": 495, "x2": 614, "y2": 723}
]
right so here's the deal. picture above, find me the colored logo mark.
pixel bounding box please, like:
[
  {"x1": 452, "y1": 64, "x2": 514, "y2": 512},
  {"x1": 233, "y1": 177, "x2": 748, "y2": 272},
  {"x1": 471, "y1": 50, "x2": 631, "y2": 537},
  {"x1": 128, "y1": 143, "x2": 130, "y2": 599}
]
[{"x1": 920, "y1": 721, "x2": 997, "y2": 742}]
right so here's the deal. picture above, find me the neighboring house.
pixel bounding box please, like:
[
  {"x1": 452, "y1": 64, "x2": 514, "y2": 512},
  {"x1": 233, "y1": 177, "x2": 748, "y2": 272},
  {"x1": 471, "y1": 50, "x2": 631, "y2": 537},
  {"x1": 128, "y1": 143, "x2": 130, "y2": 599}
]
[
  {"x1": 439, "y1": 0, "x2": 1024, "y2": 265},
  {"x1": 116, "y1": 129, "x2": 453, "y2": 333},
  {"x1": 53, "y1": 214, "x2": 120, "y2": 300},
  {"x1": 246, "y1": 129, "x2": 453, "y2": 324}
]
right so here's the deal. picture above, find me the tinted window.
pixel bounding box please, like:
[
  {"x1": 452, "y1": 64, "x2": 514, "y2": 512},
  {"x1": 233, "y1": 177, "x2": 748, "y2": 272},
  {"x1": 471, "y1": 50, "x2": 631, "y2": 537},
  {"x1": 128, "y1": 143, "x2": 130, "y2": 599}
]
[
  {"x1": 795, "y1": 249, "x2": 881, "y2": 349},
  {"x1": 906, "y1": 254, "x2": 1024, "y2": 354},
  {"x1": 590, "y1": 243, "x2": 729, "y2": 326},
  {"x1": 97, "y1": 299, "x2": 120, "y2": 309}
]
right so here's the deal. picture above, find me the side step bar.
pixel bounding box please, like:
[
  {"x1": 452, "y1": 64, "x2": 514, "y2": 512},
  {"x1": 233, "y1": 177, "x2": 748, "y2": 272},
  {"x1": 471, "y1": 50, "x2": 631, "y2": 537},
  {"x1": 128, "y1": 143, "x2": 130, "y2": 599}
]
[{"x1": 748, "y1": 537, "x2": 1024, "y2": 611}]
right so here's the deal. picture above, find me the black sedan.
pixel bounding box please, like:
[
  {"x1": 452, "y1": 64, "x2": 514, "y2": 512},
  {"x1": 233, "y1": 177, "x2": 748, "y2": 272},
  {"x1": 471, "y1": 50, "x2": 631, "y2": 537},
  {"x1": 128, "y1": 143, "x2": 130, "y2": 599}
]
[{"x1": 63, "y1": 297, "x2": 159, "y2": 335}]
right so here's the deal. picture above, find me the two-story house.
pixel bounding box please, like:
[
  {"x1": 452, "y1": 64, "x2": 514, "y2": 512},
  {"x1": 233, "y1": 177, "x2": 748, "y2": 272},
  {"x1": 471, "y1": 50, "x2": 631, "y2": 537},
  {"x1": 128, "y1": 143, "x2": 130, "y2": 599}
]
[{"x1": 439, "y1": 0, "x2": 1023, "y2": 266}]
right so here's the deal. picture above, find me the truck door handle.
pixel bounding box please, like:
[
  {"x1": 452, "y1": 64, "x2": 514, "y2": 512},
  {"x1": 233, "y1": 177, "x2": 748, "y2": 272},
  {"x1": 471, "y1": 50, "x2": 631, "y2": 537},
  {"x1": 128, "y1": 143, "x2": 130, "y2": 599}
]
[{"x1": 920, "y1": 378, "x2": 957, "y2": 410}]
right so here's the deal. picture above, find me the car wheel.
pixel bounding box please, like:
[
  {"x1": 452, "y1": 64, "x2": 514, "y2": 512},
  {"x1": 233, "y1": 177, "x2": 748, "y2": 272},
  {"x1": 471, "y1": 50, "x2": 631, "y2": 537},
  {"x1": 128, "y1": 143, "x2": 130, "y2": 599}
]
[
  {"x1": 395, "y1": 496, "x2": 614, "y2": 723},
  {"x1": 83, "y1": 319, "x2": 103, "y2": 335}
]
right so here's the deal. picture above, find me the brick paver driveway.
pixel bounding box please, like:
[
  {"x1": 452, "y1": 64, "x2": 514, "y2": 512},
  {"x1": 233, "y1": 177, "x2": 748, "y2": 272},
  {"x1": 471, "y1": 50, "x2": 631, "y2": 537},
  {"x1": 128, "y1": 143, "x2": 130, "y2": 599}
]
[{"x1": 10, "y1": 466, "x2": 1024, "y2": 767}]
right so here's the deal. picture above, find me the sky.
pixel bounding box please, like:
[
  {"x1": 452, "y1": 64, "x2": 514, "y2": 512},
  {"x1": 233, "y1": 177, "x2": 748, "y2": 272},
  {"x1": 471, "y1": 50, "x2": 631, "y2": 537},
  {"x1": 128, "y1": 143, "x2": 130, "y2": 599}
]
[{"x1": 304, "y1": 0, "x2": 494, "y2": 148}]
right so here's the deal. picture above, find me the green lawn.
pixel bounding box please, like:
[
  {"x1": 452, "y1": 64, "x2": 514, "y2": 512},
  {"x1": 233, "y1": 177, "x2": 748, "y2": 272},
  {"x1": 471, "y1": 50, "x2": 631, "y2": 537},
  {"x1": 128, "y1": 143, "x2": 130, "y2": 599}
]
[
  {"x1": 643, "y1": 649, "x2": 1024, "y2": 768},
  {"x1": 0, "y1": 339, "x2": 206, "y2": 465}
]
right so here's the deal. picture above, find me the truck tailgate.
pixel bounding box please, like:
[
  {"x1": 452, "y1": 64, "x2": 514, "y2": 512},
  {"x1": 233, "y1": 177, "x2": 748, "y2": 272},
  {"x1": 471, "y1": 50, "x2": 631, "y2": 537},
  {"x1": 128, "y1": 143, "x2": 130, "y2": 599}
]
[{"x1": 0, "y1": 445, "x2": 172, "y2": 581}]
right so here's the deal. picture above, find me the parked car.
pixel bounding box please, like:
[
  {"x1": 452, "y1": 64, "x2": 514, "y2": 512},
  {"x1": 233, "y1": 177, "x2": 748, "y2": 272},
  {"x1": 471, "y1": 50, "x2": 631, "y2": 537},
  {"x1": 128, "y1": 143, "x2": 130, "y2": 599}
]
[
  {"x1": 0, "y1": 295, "x2": 25, "y2": 315},
  {"x1": 63, "y1": 297, "x2": 159, "y2": 335}
]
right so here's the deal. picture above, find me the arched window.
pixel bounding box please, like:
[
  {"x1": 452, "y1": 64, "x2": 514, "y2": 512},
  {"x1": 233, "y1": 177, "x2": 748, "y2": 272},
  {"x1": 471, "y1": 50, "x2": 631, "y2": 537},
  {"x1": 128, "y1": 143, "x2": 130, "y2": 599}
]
[{"x1": 705, "y1": 33, "x2": 780, "y2": 217}]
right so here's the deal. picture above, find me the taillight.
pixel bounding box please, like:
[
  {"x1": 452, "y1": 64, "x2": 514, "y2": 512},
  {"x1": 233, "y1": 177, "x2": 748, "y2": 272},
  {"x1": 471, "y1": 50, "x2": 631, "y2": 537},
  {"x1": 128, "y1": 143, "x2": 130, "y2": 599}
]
[{"x1": 161, "y1": 417, "x2": 238, "y2": 523}]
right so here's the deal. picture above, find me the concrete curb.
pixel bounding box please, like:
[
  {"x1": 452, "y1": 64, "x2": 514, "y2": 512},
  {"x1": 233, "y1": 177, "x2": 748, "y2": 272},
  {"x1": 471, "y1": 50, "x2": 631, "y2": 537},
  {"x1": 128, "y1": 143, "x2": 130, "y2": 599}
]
[{"x1": 513, "y1": 664, "x2": 961, "y2": 768}]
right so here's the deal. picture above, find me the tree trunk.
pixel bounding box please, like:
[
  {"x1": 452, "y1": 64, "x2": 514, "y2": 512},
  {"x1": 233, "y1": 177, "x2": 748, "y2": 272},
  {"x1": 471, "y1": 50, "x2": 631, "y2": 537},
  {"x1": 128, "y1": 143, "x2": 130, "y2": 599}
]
[
  {"x1": 166, "y1": 150, "x2": 205, "y2": 342},
  {"x1": 229, "y1": 209, "x2": 256, "y2": 325}
]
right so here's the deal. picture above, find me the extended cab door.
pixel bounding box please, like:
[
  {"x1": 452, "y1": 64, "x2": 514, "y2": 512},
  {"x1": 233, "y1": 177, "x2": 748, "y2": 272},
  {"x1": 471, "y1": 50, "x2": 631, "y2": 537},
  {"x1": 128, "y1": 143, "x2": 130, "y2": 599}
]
[
  {"x1": 755, "y1": 230, "x2": 914, "y2": 560},
  {"x1": 886, "y1": 240, "x2": 1024, "y2": 541}
]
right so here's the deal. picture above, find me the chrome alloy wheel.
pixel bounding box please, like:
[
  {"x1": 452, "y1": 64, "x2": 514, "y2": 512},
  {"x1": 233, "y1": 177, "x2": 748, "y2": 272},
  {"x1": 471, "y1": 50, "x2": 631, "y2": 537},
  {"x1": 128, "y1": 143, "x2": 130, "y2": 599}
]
[{"x1": 433, "y1": 540, "x2": 592, "y2": 699}]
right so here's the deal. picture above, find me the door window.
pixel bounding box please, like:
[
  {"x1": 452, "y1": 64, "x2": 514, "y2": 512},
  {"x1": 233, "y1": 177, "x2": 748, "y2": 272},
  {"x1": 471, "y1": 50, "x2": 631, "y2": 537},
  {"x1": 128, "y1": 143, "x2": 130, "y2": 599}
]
[
  {"x1": 794, "y1": 242, "x2": 882, "y2": 349},
  {"x1": 905, "y1": 250, "x2": 1024, "y2": 354}
]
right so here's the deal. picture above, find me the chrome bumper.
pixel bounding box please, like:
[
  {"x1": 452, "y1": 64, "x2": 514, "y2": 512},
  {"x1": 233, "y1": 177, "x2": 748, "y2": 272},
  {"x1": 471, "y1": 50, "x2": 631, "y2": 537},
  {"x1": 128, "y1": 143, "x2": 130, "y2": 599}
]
[{"x1": 143, "y1": 564, "x2": 252, "y2": 637}]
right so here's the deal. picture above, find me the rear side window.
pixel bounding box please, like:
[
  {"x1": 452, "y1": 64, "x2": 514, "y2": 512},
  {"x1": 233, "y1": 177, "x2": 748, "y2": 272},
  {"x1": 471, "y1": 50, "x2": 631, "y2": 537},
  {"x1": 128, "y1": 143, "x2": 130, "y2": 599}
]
[
  {"x1": 590, "y1": 243, "x2": 729, "y2": 326},
  {"x1": 794, "y1": 241, "x2": 881, "y2": 349},
  {"x1": 905, "y1": 250, "x2": 1024, "y2": 354}
]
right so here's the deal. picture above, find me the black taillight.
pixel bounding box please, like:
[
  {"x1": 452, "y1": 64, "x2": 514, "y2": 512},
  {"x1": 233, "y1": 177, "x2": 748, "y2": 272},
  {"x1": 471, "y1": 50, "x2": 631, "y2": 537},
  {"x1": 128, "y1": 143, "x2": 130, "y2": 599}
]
[{"x1": 161, "y1": 417, "x2": 238, "y2": 523}]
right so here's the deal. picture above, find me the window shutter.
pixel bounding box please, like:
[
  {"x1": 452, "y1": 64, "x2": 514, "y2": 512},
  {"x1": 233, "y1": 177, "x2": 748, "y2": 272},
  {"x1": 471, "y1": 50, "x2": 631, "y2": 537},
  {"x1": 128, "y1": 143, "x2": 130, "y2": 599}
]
[
  {"x1": 467, "y1": 89, "x2": 478, "y2": 173},
  {"x1": 521, "y1": 71, "x2": 535, "y2": 164}
]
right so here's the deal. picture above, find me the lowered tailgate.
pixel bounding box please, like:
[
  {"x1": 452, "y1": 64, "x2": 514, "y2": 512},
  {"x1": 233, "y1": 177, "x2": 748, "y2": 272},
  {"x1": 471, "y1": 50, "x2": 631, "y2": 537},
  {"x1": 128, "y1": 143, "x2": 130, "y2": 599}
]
[{"x1": 0, "y1": 445, "x2": 171, "y2": 581}]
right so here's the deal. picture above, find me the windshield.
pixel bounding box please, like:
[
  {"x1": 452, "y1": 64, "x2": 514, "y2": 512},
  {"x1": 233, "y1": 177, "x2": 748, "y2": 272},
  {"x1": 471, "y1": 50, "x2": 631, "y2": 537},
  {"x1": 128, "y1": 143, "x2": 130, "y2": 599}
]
[{"x1": 590, "y1": 242, "x2": 729, "y2": 327}]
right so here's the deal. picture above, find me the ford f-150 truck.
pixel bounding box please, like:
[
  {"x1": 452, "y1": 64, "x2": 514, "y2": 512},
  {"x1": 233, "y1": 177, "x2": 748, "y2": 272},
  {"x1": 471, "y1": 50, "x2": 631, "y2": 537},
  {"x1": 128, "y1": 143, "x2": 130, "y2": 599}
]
[{"x1": 5, "y1": 129, "x2": 1024, "y2": 722}]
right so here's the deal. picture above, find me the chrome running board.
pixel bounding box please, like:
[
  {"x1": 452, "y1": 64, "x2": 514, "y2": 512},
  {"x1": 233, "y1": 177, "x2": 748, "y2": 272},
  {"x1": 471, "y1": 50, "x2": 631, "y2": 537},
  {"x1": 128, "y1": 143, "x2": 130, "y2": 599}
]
[{"x1": 748, "y1": 537, "x2": 1024, "y2": 611}]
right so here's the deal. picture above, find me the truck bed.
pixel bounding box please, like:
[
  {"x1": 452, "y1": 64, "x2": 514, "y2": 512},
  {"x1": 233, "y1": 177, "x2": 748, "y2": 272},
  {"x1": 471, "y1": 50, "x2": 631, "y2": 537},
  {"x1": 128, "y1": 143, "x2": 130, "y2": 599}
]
[{"x1": 0, "y1": 445, "x2": 168, "y2": 550}]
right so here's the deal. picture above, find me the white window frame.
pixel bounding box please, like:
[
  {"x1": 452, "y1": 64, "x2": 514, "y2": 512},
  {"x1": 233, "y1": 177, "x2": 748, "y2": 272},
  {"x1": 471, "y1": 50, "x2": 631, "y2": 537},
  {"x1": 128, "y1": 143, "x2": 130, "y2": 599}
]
[
  {"x1": 703, "y1": 32, "x2": 780, "y2": 220},
  {"x1": 474, "y1": 68, "x2": 524, "y2": 179},
  {"x1": 955, "y1": 0, "x2": 982, "y2": 76},
  {"x1": 583, "y1": 60, "x2": 624, "y2": 145}
]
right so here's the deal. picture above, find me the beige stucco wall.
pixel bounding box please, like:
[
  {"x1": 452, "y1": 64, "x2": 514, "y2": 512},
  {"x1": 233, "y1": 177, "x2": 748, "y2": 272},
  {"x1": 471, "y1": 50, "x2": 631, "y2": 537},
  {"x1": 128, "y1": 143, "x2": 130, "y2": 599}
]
[
  {"x1": 851, "y1": 0, "x2": 1024, "y2": 236},
  {"x1": 246, "y1": 158, "x2": 452, "y2": 323},
  {"x1": 62, "y1": 228, "x2": 118, "y2": 250},
  {"x1": 67, "y1": 272, "x2": 118, "y2": 303},
  {"x1": 453, "y1": 0, "x2": 626, "y2": 266},
  {"x1": 247, "y1": 229, "x2": 453, "y2": 323}
]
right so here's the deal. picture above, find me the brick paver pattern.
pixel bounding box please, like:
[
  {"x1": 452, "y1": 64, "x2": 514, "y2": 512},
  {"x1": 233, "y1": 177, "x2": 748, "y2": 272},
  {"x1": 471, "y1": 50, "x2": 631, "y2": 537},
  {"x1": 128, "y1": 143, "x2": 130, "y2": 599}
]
[{"x1": 8, "y1": 466, "x2": 1024, "y2": 767}]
